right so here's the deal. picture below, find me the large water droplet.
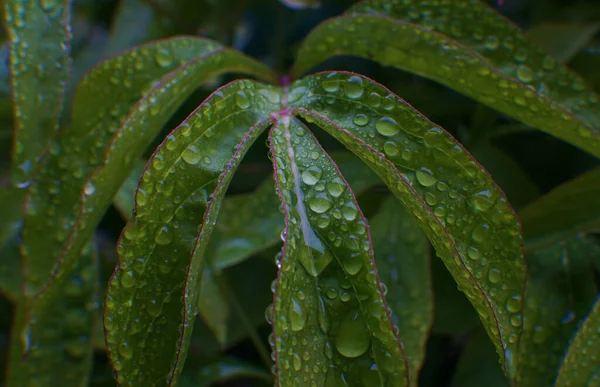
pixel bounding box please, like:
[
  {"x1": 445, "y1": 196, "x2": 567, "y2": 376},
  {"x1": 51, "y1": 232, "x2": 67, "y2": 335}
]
[
  {"x1": 290, "y1": 297, "x2": 307, "y2": 331},
  {"x1": 309, "y1": 194, "x2": 332, "y2": 213},
  {"x1": 301, "y1": 166, "x2": 322, "y2": 186},
  {"x1": 118, "y1": 342, "x2": 133, "y2": 360},
  {"x1": 235, "y1": 90, "x2": 251, "y2": 109},
  {"x1": 335, "y1": 311, "x2": 370, "y2": 358},
  {"x1": 345, "y1": 76, "x2": 364, "y2": 99},
  {"x1": 155, "y1": 49, "x2": 173, "y2": 68},
  {"x1": 155, "y1": 226, "x2": 173, "y2": 245},
  {"x1": 182, "y1": 145, "x2": 201, "y2": 164},
  {"x1": 516, "y1": 65, "x2": 533, "y2": 83},
  {"x1": 326, "y1": 178, "x2": 345, "y2": 198},
  {"x1": 415, "y1": 168, "x2": 437, "y2": 187},
  {"x1": 375, "y1": 117, "x2": 400, "y2": 136},
  {"x1": 353, "y1": 113, "x2": 370, "y2": 127}
]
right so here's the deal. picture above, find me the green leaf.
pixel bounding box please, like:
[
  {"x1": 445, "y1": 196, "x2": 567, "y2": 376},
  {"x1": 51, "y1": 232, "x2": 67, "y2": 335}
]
[
  {"x1": 555, "y1": 295, "x2": 600, "y2": 387},
  {"x1": 5, "y1": 242, "x2": 99, "y2": 387},
  {"x1": 22, "y1": 37, "x2": 275, "y2": 297},
  {"x1": 197, "y1": 267, "x2": 230, "y2": 346},
  {"x1": 0, "y1": 187, "x2": 24, "y2": 301},
  {"x1": 527, "y1": 22, "x2": 600, "y2": 63},
  {"x1": 185, "y1": 357, "x2": 272, "y2": 387},
  {"x1": 293, "y1": 1, "x2": 600, "y2": 158},
  {"x1": 269, "y1": 116, "x2": 409, "y2": 385},
  {"x1": 278, "y1": 0, "x2": 322, "y2": 10},
  {"x1": 208, "y1": 151, "x2": 380, "y2": 271},
  {"x1": 370, "y1": 196, "x2": 432, "y2": 383},
  {"x1": 4, "y1": 0, "x2": 72, "y2": 185},
  {"x1": 520, "y1": 167, "x2": 600, "y2": 250},
  {"x1": 290, "y1": 72, "x2": 526, "y2": 380},
  {"x1": 518, "y1": 234, "x2": 597, "y2": 386},
  {"x1": 104, "y1": 80, "x2": 279, "y2": 386},
  {"x1": 451, "y1": 329, "x2": 510, "y2": 387}
]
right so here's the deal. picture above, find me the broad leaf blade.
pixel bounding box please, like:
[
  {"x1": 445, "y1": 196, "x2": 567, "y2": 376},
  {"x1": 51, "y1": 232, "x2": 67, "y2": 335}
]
[
  {"x1": 555, "y1": 295, "x2": 600, "y2": 387},
  {"x1": 269, "y1": 116, "x2": 409, "y2": 385},
  {"x1": 293, "y1": 1, "x2": 600, "y2": 158},
  {"x1": 520, "y1": 167, "x2": 600, "y2": 250},
  {"x1": 370, "y1": 197, "x2": 432, "y2": 383},
  {"x1": 5, "y1": 0, "x2": 72, "y2": 185},
  {"x1": 23, "y1": 37, "x2": 275, "y2": 297},
  {"x1": 104, "y1": 80, "x2": 280, "y2": 386},
  {"x1": 6, "y1": 242, "x2": 99, "y2": 387},
  {"x1": 518, "y1": 234, "x2": 597, "y2": 386},
  {"x1": 290, "y1": 72, "x2": 526, "y2": 380}
]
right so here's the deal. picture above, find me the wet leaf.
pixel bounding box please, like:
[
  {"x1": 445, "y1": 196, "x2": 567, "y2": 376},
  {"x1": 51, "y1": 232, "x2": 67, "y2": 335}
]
[
  {"x1": 293, "y1": 0, "x2": 600, "y2": 158},
  {"x1": 104, "y1": 80, "x2": 280, "y2": 386},
  {"x1": 22, "y1": 36, "x2": 275, "y2": 297},
  {"x1": 370, "y1": 197, "x2": 432, "y2": 383},
  {"x1": 555, "y1": 295, "x2": 600, "y2": 387},
  {"x1": 520, "y1": 167, "x2": 600, "y2": 250},
  {"x1": 518, "y1": 234, "x2": 597, "y2": 386},
  {"x1": 113, "y1": 159, "x2": 146, "y2": 220},
  {"x1": 5, "y1": 0, "x2": 72, "y2": 185},
  {"x1": 5, "y1": 242, "x2": 99, "y2": 387},
  {"x1": 209, "y1": 151, "x2": 380, "y2": 271},
  {"x1": 290, "y1": 72, "x2": 526, "y2": 380},
  {"x1": 269, "y1": 116, "x2": 409, "y2": 385}
]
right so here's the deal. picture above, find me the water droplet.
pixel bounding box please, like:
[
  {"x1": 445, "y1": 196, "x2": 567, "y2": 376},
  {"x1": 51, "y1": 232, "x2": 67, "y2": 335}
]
[
  {"x1": 326, "y1": 178, "x2": 345, "y2": 197},
  {"x1": 506, "y1": 295, "x2": 522, "y2": 313},
  {"x1": 309, "y1": 194, "x2": 332, "y2": 213},
  {"x1": 293, "y1": 352, "x2": 302, "y2": 371},
  {"x1": 383, "y1": 141, "x2": 399, "y2": 157},
  {"x1": 155, "y1": 49, "x2": 173, "y2": 67},
  {"x1": 182, "y1": 145, "x2": 201, "y2": 164},
  {"x1": 83, "y1": 181, "x2": 95, "y2": 195},
  {"x1": 335, "y1": 311, "x2": 370, "y2": 358},
  {"x1": 301, "y1": 166, "x2": 322, "y2": 186},
  {"x1": 342, "y1": 204, "x2": 358, "y2": 221},
  {"x1": 353, "y1": 113, "x2": 369, "y2": 127},
  {"x1": 375, "y1": 117, "x2": 400, "y2": 136},
  {"x1": 467, "y1": 246, "x2": 482, "y2": 260},
  {"x1": 155, "y1": 226, "x2": 173, "y2": 245},
  {"x1": 119, "y1": 342, "x2": 133, "y2": 359},
  {"x1": 120, "y1": 270, "x2": 136, "y2": 288},
  {"x1": 235, "y1": 91, "x2": 251, "y2": 109},
  {"x1": 290, "y1": 297, "x2": 307, "y2": 331},
  {"x1": 345, "y1": 76, "x2": 364, "y2": 99},
  {"x1": 488, "y1": 267, "x2": 501, "y2": 284},
  {"x1": 415, "y1": 168, "x2": 437, "y2": 187},
  {"x1": 516, "y1": 65, "x2": 533, "y2": 83},
  {"x1": 322, "y1": 77, "x2": 341, "y2": 93}
]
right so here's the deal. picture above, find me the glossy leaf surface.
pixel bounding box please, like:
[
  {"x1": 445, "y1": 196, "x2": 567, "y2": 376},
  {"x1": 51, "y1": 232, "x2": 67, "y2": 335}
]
[
  {"x1": 555, "y1": 295, "x2": 600, "y2": 387},
  {"x1": 518, "y1": 235, "x2": 597, "y2": 386},
  {"x1": 520, "y1": 167, "x2": 600, "y2": 250},
  {"x1": 6, "y1": 242, "x2": 98, "y2": 387},
  {"x1": 105, "y1": 80, "x2": 279, "y2": 386},
  {"x1": 290, "y1": 72, "x2": 526, "y2": 379},
  {"x1": 23, "y1": 37, "x2": 275, "y2": 297},
  {"x1": 370, "y1": 197, "x2": 432, "y2": 383},
  {"x1": 293, "y1": 1, "x2": 600, "y2": 158},
  {"x1": 269, "y1": 116, "x2": 409, "y2": 386},
  {"x1": 5, "y1": 0, "x2": 71, "y2": 185}
]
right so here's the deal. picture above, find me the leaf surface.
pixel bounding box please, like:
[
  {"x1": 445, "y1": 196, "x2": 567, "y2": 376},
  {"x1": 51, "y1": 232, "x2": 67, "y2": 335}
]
[
  {"x1": 555, "y1": 295, "x2": 600, "y2": 387},
  {"x1": 520, "y1": 167, "x2": 600, "y2": 250},
  {"x1": 269, "y1": 116, "x2": 409, "y2": 386},
  {"x1": 185, "y1": 357, "x2": 272, "y2": 387},
  {"x1": 0, "y1": 188, "x2": 23, "y2": 301},
  {"x1": 4, "y1": 0, "x2": 72, "y2": 185},
  {"x1": 293, "y1": 0, "x2": 600, "y2": 158},
  {"x1": 22, "y1": 37, "x2": 275, "y2": 296},
  {"x1": 289, "y1": 72, "x2": 526, "y2": 379},
  {"x1": 518, "y1": 234, "x2": 597, "y2": 386},
  {"x1": 104, "y1": 80, "x2": 279, "y2": 386},
  {"x1": 5, "y1": 242, "x2": 98, "y2": 387},
  {"x1": 369, "y1": 197, "x2": 432, "y2": 383}
]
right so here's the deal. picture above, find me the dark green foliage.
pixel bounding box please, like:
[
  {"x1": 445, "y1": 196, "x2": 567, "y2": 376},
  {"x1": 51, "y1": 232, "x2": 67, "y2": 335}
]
[{"x1": 1, "y1": 1, "x2": 600, "y2": 386}]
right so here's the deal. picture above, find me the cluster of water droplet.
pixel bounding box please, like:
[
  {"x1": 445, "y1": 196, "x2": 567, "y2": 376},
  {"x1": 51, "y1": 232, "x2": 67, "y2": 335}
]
[{"x1": 266, "y1": 117, "x2": 407, "y2": 384}]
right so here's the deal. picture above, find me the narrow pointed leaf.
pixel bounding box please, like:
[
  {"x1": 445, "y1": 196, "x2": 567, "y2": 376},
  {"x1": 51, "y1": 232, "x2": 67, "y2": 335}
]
[
  {"x1": 187, "y1": 357, "x2": 272, "y2": 387},
  {"x1": 209, "y1": 152, "x2": 380, "y2": 271},
  {"x1": 5, "y1": 242, "x2": 98, "y2": 387},
  {"x1": 520, "y1": 167, "x2": 600, "y2": 250},
  {"x1": 269, "y1": 116, "x2": 409, "y2": 386},
  {"x1": 370, "y1": 197, "x2": 432, "y2": 383},
  {"x1": 518, "y1": 234, "x2": 597, "y2": 386},
  {"x1": 105, "y1": 80, "x2": 280, "y2": 386},
  {"x1": 5, "y1": 0, "x2": 72, "y2": 185},
  {"x1": 293, "y1": 1, "x2": 600, "y2": 158},
  {"x1": 289, "y1": 72, "x2": 526, "y2": 379},
  {"x1": 23, "y1": 37, "x2": 275, "y2": 297},
  {"x1": 527, "y1": 22, "x2": 600, "y2": 63},
  {"x1": 555, "y1": 295, "x2": 600, "y2": 387}
]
